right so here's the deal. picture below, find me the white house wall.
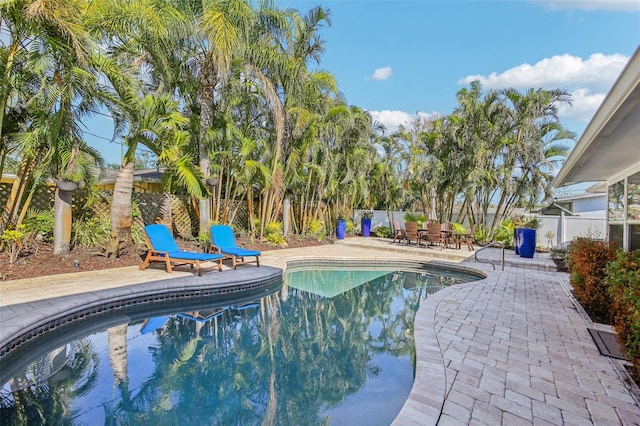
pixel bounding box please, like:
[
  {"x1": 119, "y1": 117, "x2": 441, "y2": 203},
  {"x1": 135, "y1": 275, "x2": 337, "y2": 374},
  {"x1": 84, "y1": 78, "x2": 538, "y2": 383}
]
[{"x1": 572, "y1": 197, "x2": 606, "y2": 218}]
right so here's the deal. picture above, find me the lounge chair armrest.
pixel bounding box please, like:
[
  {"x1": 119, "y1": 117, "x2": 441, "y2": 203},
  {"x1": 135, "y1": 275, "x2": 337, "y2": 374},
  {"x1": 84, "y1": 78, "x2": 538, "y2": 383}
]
[
  {"x1": 209, "y1": 244, "x2": 222, "y2": 254},
  {"x1": 148, "y1": 249, "x2": 171, "y2": 256}
]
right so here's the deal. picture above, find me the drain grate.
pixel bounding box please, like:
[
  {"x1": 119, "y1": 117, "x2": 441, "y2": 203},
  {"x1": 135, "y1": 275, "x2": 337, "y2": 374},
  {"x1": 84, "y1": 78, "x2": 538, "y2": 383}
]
[{"x1": 588, "y1": 329, "x2": 628, "y2": 360}]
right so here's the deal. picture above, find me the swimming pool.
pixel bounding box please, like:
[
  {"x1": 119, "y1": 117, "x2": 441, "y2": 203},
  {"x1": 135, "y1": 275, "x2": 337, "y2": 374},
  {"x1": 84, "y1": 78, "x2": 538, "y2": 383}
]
[{"x1": 0, "y1": 262, "x2": 481, "y2": 425}]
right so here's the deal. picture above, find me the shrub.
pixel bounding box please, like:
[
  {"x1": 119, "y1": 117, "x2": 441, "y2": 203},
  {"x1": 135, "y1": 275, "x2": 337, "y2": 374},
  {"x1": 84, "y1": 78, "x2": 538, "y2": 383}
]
[
  {"x1": 22, "y1": 208, "x2": 54, "y2": 243},
  {"x1": 494, "y1": 219, "x2": 515, "y2": 248},
  {"x1": 197, "y1": 233, "x2": 211, "y2": 252},
  {"x1": 264, "y1": 221, "x2": 287, "y2": 247},
  {"x1": 73, "y1": 209, "x2": 145, "y2": 249},
  {"x1": 130, "y1": 222, "x2": 146, "y2": 247},
  {"x1": 1, "y1": 225, "x2": 26, "y2": 264},
  {"x1": 607, "y1": 249, "x2": 640, "y2": 378},
  {"x1": 473, "y1": 224, "x2": 489, "y2": 245},
  {"x1": 72, "y1": 213, "x2": 111, "y2": 247},
  {"x1": 452, "y1": 222, "x2": 467, "y2": 234},
  {"x1": 308, "y1": 219, "x2": 326, "y2": 242},
  {"x1": 346, "y1": 219, "x2": 356, "y2": 235},
  {"x1": 567, "y1": 238, "x2": 617, "y2": 323},
  {"x1": 374, "y1": 225, "x2": 391, "y2": 238}
]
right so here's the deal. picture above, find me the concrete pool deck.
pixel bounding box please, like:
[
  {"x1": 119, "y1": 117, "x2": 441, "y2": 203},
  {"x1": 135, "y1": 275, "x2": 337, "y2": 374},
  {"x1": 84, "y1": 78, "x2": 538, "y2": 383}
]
[{"x1": 1, "y1": 237, "x2": 639, "y2": 424}]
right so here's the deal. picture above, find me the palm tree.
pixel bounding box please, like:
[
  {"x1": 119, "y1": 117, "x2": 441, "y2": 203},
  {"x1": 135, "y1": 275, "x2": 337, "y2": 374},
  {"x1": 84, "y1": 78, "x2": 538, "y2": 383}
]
[
  {"x1": 194, "y1": 0, "x2": 258, "y2": 235},
  {"x1": 488, "y1": 87, "x2": 574, "y2": 231},
  {"x1": 0, "y1": 0, "x2": 104, "y2": 256},
  {"x1": 369, "y1": 124, "x2": 406, "y2": 216},
  {"x1": 108, "y1": 94, "x2": 203, "y2": 256}
]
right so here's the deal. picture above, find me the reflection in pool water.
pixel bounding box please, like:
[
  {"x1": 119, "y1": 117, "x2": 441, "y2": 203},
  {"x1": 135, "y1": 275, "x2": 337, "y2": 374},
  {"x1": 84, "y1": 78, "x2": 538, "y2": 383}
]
[{"x1": 0, "y1": 266, "x2": 478, "y2": 425}]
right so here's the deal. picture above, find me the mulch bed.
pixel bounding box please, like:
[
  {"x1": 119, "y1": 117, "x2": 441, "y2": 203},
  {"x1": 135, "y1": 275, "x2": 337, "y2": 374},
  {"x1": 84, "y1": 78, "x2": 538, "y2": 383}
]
[{"x1": 0, "y1": 235, "x2": 332, "y2": 281}]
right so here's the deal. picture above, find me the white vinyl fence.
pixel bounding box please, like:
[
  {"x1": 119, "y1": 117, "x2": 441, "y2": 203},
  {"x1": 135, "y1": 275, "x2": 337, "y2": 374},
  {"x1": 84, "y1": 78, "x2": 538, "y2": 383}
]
[
  {"x1": 538, "y1": 214, "x2": 606, "y2": 247},
  {"x1": 354, "y1": 210, "x2": 407, "y2": 232},
  {"x1": 354, "y1": 210, "x2": 606, "y2": 248}
]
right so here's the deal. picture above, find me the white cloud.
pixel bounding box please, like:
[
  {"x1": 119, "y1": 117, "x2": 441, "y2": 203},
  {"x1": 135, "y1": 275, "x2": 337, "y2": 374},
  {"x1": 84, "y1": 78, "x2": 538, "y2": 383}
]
[
  {"x1": 459, "y1": 53, "x2": 628, "y2": 91},
  {"x1": 369, "y1": 66, "x2": 392, "y2": 80},
  {"x1": 370, "y1": 110, "x2": 440, "y2": 134},
  {"x1": 458, "y1": 53, "x2": 629, "y2": 122},
  {"x1": 557, "y1": 88, "x2": 606, "y2": 122},
  {"x1": 532, "y1": 0, "x2": 640, "y2": 11}
]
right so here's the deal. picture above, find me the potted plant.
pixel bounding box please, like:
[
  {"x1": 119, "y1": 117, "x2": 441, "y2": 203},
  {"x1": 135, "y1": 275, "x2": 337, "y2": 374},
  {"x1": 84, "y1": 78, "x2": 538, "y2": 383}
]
[
  {"x1": 403, "y1": 212, "x2": 418, "y2": 223},
  {"x1": 519, "y1": 216, "x2": 541, "y2": 259},
  {"x1": 361, "y1": 210, "x2": 374, "y2": 237},
  {"x1": 335, "y1": 209, "x2": 349, "y2": 240}
]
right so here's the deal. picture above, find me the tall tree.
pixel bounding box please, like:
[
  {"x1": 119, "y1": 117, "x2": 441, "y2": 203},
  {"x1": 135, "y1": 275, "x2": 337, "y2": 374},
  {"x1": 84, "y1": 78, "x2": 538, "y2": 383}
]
[
  {"x1": 0, "y1": 0, "x2": 104, "y2": 257},
  {"x1": 108, "y1": 94, "x2": 203, "y2": 255}
]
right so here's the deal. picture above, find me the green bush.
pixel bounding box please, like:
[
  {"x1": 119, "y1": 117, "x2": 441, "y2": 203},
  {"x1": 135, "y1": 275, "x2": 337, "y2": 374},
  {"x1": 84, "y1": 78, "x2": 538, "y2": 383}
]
[
  {"x1": 1, "y1": 225, "x2": 26, "y2": 264},
  {"x1": 374, "y1": 225, "x2": 391, "y2": 238},
  {"x1": 72, "y1": 209, "x2": 145, "y2": 248},
  {"x1": 494, "y1": 219, "x2": 515, "y2": 248},
  {"x1": 473, "y1": 224, "x2": 489, "y2": 245},
  {"x1": 264, "y1": 221, "x2": 287, "y2": 247},
  {"x1": 72, "y1": 213, "x2": 111, "y2": 247},
  {"x1": 567, "y1": 238, "x2": 617, "y2": 324},
  {"x1": 607, "y1": 249, "x2": 640, "y2": 378},
  {"x1": 308, "y1": 219, "x2": 326, "y2": 242},
  {"x1": 452, "y1": 222, "x2": 467, "y2": 234},
  {"x1": 22, "y1": 208, "x2": 54, "y2": 242},
  {"x1": 346, "y1": 219, "x2": 356, "y2": 235},
  {"x1": 197, "y1": 233, "x2": 211, "y2": 252}
]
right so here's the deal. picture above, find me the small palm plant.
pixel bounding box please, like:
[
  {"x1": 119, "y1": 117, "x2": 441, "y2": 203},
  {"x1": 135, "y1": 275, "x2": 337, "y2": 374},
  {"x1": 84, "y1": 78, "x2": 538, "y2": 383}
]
[
  {"x1": 545, "y1": 231, "x2": 555, "y2": 248},
  {"x1": 1, "y1": 226, "x2": 26, "y2": 265}
]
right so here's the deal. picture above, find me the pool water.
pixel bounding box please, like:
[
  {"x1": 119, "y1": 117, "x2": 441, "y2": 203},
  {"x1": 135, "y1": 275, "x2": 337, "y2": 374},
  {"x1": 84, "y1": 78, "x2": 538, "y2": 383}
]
[{"x1": 0, "y1": 267, "x2": 477, "y2": 425}]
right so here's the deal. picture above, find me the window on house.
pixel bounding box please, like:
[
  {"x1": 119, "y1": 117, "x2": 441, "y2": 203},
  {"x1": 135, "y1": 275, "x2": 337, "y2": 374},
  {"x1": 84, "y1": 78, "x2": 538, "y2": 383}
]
[
  {"x1": 609, "y1": 224, "x2": 624, "y2": 249},
  {"x1": 628, "y1": 172, "x2": 640, "y2": 221},
  {"x1": 630, "y1": 225, "x2": 640, "y2": 251},
  {"x1": 608, "y1": 180, "x2": 625, "y2": 222}
]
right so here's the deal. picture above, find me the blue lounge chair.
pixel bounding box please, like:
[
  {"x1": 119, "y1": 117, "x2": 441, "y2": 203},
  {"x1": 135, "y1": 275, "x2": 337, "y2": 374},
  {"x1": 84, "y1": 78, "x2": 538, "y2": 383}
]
[
  {"x1": 140, "y1": 224, "x2": 223, "y2": 275},
  {"x1": 210, "y1": 225, "x2": 260, "y2": 269},
  {"x1": 140, "y1": 316, "x2": 170, "y2": 335}
]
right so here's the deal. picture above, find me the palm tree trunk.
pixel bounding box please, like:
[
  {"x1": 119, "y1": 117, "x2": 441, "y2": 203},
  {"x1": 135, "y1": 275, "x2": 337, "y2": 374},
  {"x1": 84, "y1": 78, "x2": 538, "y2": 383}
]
[
  {"x1": 247, "y1": 186, "x2": 255, "y2": 234},
  {"x1": 109, "y1": 161, "x2": 134, "y2": 257},
  {"x1": 53, "y1": 182, "x2": 77, "y2": 255},
  {"x1": 0, "y1": 39, "x2": 20, "y2": 139},
  {"x1": 107, "y1": 324, "x2": 128, "y2": 385},
  {"x1": 1, "y1": 156, "x2": 36, "y2": 231},
  {"x1": 197, "y1": 55, "x2": 216, "y2": 236}
]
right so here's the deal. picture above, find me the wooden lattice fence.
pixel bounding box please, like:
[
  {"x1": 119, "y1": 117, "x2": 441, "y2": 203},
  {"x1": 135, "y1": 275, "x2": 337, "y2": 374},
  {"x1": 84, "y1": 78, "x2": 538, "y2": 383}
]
[{"x1": 0, "y1": 182, "x2": 248, "y2": 236}]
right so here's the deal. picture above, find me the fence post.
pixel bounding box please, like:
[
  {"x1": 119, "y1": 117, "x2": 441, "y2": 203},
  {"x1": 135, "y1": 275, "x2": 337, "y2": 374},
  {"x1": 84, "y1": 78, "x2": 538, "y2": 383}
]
[{"x1": 560, "y1": 212, "x2": 565, "y2": 244}]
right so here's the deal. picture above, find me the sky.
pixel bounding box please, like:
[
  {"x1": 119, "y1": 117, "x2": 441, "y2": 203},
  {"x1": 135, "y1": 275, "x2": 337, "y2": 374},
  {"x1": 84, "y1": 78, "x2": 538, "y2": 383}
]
[{"x1": 86, "y1": 0, "x2": 640, "y2": 190}]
